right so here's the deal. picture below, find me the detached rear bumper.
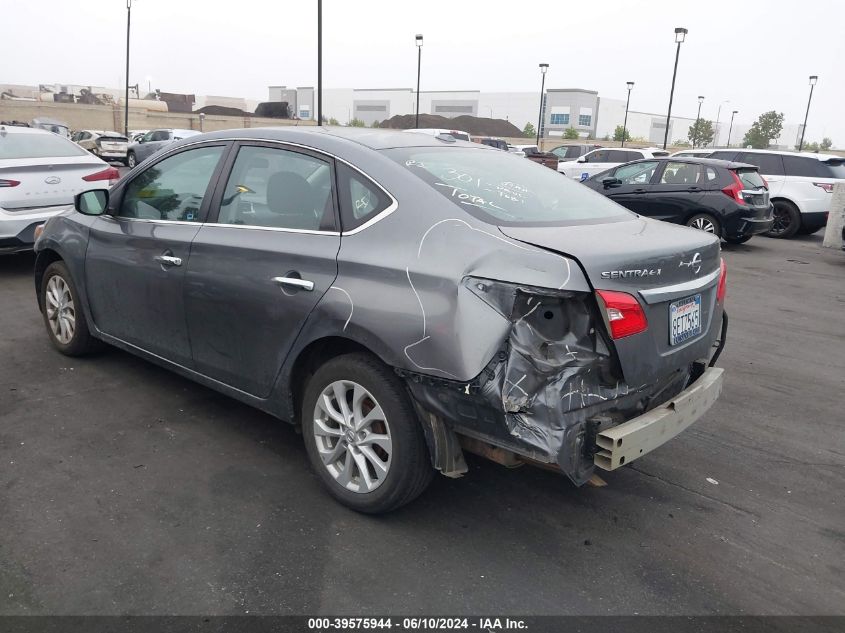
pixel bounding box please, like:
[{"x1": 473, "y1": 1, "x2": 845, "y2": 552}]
[{"x1": 594, "y1": 366, "x2": 724, "y2": 471}]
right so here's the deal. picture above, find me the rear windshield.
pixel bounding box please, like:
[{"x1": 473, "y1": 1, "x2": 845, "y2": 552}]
[
  {"x1": 386, "y1": 147, "x2": 631, "y2": 226},
  {"x1": 735, "y1": 168, "x2": 765, "y2": 189},
  {"x1": 449, "y1": 132, "x2": 470, "y2": 141},
  {"x1": 0, "y1": 131, "x2": 88, "y2": 159}
]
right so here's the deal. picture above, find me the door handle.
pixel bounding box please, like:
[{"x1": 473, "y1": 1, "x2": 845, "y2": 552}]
[
  {"x1": 272, "y1": 276, "x2": 315, "y2": 292},
  {"x1": 154, "y1": 255, "x2": 182, "y2": 267},
  {"x1": 687, "y1": 187, "x2": 701, "y2": 192}
]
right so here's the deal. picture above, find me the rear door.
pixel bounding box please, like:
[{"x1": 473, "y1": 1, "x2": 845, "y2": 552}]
[
  {"x1": 84, "y1": 143, "x2": 228, "y2": 366},
  {"x1": 645, "y1": 161, "x2": 708, "y2": 223},
  {"x1": 184, "y1": 142, "x2": 341, "y2": 397}
]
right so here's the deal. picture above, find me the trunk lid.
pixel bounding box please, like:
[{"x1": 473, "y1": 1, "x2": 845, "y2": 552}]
[
  {"x1": 499, "y1": 217, "x2": 723, "y2": 384},
  {"x1": 0, "y1": 157, "x2": 107, "y2": 210}
]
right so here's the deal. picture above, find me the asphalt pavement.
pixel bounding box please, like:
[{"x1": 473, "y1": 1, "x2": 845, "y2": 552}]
[{"x1": 1, "y1": 233, "x2": 843, "y2": 615}]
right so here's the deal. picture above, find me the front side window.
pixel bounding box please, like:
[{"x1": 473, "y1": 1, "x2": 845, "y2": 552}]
[
  {"x1": 660, "y1": 161, "x2": 703, "y2": 184},
  {"x1": 614, "y1": 161, "x2": 659, "y2": 184},
  {"x1": 388, "y1": 147, "x2": 630, "y2": 227},
  {"x1": 150, "y1": 130, "x2": 171, "y2": 142},
  {"x1": 550, "y1": 113, "x2": 569, "y2": 125},
  {"x1": 578, "y1": 114, "x2": 592, "y2": 126},
  {"x1": 118, "y1": 145, "x2": 224, "y2": 221},
  {"x1": 216, "y1": 145, "x2": 334, "y2": 231},
  {"x1": 585, "y1": 150, "x2": 609, "y2": 163}
]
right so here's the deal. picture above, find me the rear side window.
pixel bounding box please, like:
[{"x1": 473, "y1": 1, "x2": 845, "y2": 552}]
[
  {"x1": 606, "y1": 150, "x2": 629, "y2": 162},
  {"x1": 660, "y1": 161, "x2": 702, "y2": 184},
  {"x1": 337, "y1": 163, "x2": 392, "y2": 230},
  {"x1": 781, "y1": 155, "x2": 839, "y2": 178},
  {"x1": 709, "y1": 151, "x2": 739, "y2": 161},
  {"x1": 625, "y1": 151, "x2": 645, "y2": 161},
  {"x1": 0, "y1": 131, "x2": 88, "y2": 158},
  {"x1": 737, "y1": 153, "x2": 784, "y2": 176},
  {"x1": 735, "y1": 168, "x2": 764, "y2": 189},
  {"x1": 706, "y1": 167, "x2": 719, "y2": 181}
]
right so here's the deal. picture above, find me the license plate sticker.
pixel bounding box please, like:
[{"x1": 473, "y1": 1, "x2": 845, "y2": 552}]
[{"x1": 669, "y1": 294, "x2": 702, "y2": 346}]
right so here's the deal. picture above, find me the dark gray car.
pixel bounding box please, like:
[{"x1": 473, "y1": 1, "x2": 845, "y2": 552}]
[
  {"x1": 33, "y1": 127, "x2": 727, "y2": 513},
  {"x1": 126, "y1": 128, "x2": 200, "y2": 168}
]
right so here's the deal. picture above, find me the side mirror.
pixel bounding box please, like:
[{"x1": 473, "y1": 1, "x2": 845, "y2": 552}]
[
  {"x1": 602, "y1": 177, "x2": 623, "y2": 189},
  {"x1": 75, "y1": 189, "x2": 109, "y2": 216},
  {"x1": 577, "y1": 156, "x2": 587, "y2": 163}
]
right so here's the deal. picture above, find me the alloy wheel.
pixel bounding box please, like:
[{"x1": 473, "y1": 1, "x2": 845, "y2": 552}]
[
  {"x1": 312, "y1": 380, "x2": 392, "y2": 493},
  {"x1": 769, "y1": 206, "x2": 790, "y2": 236},
  {"x1": 45, "y1": 275, "x2": 76, "y2": 344},
  {"x1": 689, "y1": 217, "x2": 717, "y2": 233}
]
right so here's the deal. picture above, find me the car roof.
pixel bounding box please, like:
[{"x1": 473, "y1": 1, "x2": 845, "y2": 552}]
[
  {"x1": 718, "y1": 147, "x2": 841, "y2": 161},
  {"x1": 196, "y1": 126, "x2": 488, "y2": 151},
  {"x1": 629, "y1": 156, "x2": 756, "y2": 169}
]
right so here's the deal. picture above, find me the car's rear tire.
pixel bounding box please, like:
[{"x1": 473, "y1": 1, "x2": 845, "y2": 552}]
[
  {"x1": 686, "y1": 213, "x2": 721, "y2": 236},
  {"x1": 40, "y1": 261, "x2": 100, "y2": 356},
  {"x1": 766, "y1": 200, "x2": 800, "y2": 239},
  {"x1": 127, "y1": 152, "x2": 137, "y2": 168},
  {"x1": 301, "y1": 353, "x2": 433, "y2": 514},
  {"x1": 725, "y1": 235, "x2": 752, "y2": 244}
]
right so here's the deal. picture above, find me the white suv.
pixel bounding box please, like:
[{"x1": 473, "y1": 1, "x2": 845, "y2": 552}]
[
  {"x1": 558, "y1": 147, "x2": 669, "y2": 180},
  {"x1": 708, "y1": 149, "x2": 845, "y2": 238}
]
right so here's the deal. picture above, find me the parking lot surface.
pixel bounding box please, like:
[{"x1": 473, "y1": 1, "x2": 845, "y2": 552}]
[{"x1": 1, "y1": 234, "x2": 843, "y2": 615}]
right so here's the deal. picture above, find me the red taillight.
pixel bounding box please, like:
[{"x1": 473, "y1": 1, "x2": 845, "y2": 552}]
[
  {"x1": 813, "y1": 182, "x2": 834, "y2": 193},
  {"x1": 722, "y1": 172, "x2": 746, "y2": 205},
  {"x1": 83, "y1": 166, "x2": 120, "y2": 184},
  {"x1": 0, "y1": 178, "x2": 20, "y2": 187},
  {"x1": 716, "y1": 259, "x2": 727, "y2": 303},
  {"x1": 596, "y1": 290, "x2": 648, "y2": 339}
]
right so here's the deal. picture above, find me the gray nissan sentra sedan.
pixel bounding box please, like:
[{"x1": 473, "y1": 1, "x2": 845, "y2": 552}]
[{"x1": 33, "y1": 127, "x2": 727, "y2": 513}]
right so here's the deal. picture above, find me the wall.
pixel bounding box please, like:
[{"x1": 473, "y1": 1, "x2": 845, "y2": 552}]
[{"x1": 0, "y1": 100, "x2": 316, "y2": 134}]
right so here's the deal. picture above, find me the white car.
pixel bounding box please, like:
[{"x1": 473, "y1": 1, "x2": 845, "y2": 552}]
[
  {"x1": 1, "y1": 125, "x2": 119, "y2": 253},
  {"x1": 708, "y1": 148, "x2": 845, "y2": 238},
  {"x1": 558, "y1": 147, "x2": 669, "y2": 181},
  {"x1": 71, "y1": 130, "x2": 129, "y2": 164}
]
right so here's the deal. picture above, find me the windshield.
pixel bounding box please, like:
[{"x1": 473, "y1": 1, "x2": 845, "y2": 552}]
[
  {"x1": 386, "y1": 147, "x2": 631, "y2": 226},
  {"x1": 0, "y1": 131, "x2": 89, "y2": 159}
]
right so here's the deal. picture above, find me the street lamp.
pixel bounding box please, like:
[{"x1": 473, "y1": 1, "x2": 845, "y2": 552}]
[
  {"x1": 124, "y1": 0, "x2": 132, "y2": 136},
  {"x1": 415, "y1": 34, "x2": 423, "y2": 128},
  {"x1": 798, "y1": 75, "x2": 818, "y2": 152},
  {"x1": 727, "y1": 110, "x2": 738, "y2": 148},
  {"x1": 693, "y1": 95, "x2": 704, "y2": 148},
  {"x1": 199, "y1": 112, "x2": 205, "y2": 132},
  {"x1": 713, "y1": 100, "x2": 729, "y2": 147},
  {"x1": 663, "y1": 27, "x2": 687, "y2": 150},
  {"x1": 536, "y1": 63, "x2": 549, "y2": 146},
  {"x1": 621, "y1": 81, "x2": 634, "y2": 148}
]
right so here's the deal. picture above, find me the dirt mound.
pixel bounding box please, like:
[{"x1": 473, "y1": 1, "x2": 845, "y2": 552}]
[
  {"x1": 194, "y1": 105, "x2": 249, "y2": 117},
  {"x1": 379, "y1": 114, "x2": 524, "y2": 138}
]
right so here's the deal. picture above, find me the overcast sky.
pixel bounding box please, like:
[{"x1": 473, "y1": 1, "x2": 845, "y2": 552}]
[{"x1": 3, "y1": 0, "x2": 843, "y2": 144}]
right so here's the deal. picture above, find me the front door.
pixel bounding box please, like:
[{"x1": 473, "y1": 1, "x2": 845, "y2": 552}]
[
  {"x1": 184, "y1": 142, "x2": 341, "y2": 397},
  {"x1": 605, "y1": 160, "x2": 660, "y2": 215},
  {"x1": 85, "y1": 144, "x2": 228, "y2": 366}
]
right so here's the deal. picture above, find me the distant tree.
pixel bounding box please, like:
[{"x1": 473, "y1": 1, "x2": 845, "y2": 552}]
[
  {"x1": 688, "y1": 119, "x2": 715, "y2": 148},
  {"x1": 613, "y1": 125, "x2": 631, "y2": 142},
  {"x1": 602, "y1": 134, "x2": 611, "y2": 141},
  {"x1": 348, "y1": 118, "x2": 366, "y2": 127},
  {"x1": 564, "y1": 127, "x2": 579, "y2": 140},
  {"x1": 743, "y1": 111, "x2": 784, "y2": 149},
  {"x1": 370, "y1": 120, "x2": 381, "y2": 128},
  {"x1": 328, "y1": 117, "x2": 339, "y2": 126},
  {"x1": 820, "y1": 137, "x2": 833, "y2": 150},
  {"x1": 674, "y1": 139, "x2": 691, "y2": 147},
  {"x1": 801, "y1": 141, "x2": 820, "y2": 152},
  {"x1": 522, "y1": 122, "x2": 536, "y2": 138}
]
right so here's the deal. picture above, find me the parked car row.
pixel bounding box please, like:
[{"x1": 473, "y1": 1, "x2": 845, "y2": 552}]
[{"x1": 71, "y1": 130, "x2": 129, "y2": 164}]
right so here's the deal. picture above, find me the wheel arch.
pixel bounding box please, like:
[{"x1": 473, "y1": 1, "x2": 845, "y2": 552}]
[{"x1": 34, "y1": 247, "x2": 65, "y2": 311}]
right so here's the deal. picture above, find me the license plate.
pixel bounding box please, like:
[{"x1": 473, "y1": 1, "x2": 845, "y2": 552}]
[{"x1": 669, "y1": 294, "x2": 702, "y2": 346}]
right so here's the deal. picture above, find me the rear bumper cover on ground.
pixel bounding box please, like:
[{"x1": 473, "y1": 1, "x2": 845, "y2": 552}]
[{"x1": 594, "y1": 366, "x2": 724, "y2": 471}]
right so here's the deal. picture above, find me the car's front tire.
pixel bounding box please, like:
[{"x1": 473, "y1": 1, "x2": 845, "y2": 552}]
[
  {"x1": 301, "y1": 353, "x2": 433, "y2": 514},
  {"x1": 126, "y1": 152, "x2": 137, "y2": 168},
  {"x1": 766, "y1": 200, "x2": 800, "y2": 239},
  {"x1": 41, "y1": 261, "x2": 100, "y2": 357}
]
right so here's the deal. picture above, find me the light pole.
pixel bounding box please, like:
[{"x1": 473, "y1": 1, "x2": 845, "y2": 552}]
[
  {"x1": 693, "y1": 95, "x2": 704, "y2": 148},
  {"x1": 199, "y1": 112, "x2": 205, "y2": 132},
  {"x1": 727, "y1": 110, "x2": 738, "y2": 148},
  {"x1": 621, "y1": 81, "x2": 633, "y2": 147},
  {"x1": 798, "y1": 75, "x2": 818, "y2": 152},
  {"x1": 124, "y1": 0, "x2": 132, "y2": 136},
  {"x1": 145, "y1": 76, "x2": 151, "y2": 95},
  {"x1": 536, "y1": 63, "x2": 548, "y2": 146},
  {"x1": 663, "y1": 27, "x2": 687, "y2": 150},
  {"x1": 713, "y1": 100, "x2": 728, "y2": 147},
  {"x1": 415, "y1": 34, "x2": 423, "y2": 128},
  {"x1": 317, "y1": 0, "x2": 322, "y2": 124}
]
